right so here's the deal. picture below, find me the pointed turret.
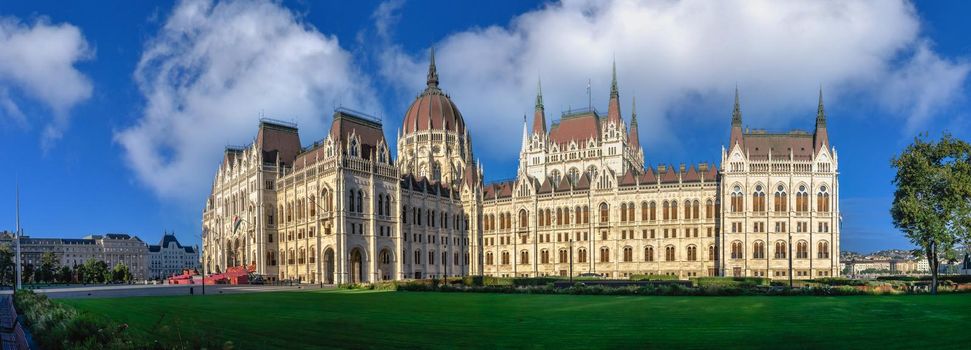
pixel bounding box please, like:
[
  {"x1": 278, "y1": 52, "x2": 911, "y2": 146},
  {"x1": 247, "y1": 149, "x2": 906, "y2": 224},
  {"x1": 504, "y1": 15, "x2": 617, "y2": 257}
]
[
  {"x1": 520, "y1": 115, "x2": 529, "y2": 153},
  {"x1": 532, "y1": 77, "x2": 547, "y2": 135},
  {"x1": 814, "y1": 86, "x2": 830, "y2": 152},
  {"x1": 729, "y1": 86, "x2": 744, "y2": 148},
  {"x1": 607, "y1": 59, "x2": 622, "y2": 123},
  {"x1": 426, "y1": 47, "x2": 439, "y2": 89},
  {"x1": 628, "y1": 96, "x2": 640, "y2": 148}
]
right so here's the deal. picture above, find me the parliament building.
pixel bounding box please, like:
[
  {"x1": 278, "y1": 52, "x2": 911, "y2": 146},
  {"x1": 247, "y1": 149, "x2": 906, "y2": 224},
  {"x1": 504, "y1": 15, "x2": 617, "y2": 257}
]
[{"x1": 202, "y1": 52, "x2": 840, "y2": 283}]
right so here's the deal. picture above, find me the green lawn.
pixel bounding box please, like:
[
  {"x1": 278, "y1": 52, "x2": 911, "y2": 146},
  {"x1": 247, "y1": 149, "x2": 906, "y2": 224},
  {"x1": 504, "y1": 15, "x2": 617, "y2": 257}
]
[{"x1": 62, "y1": 290, "x2": 971, "y2": 349}]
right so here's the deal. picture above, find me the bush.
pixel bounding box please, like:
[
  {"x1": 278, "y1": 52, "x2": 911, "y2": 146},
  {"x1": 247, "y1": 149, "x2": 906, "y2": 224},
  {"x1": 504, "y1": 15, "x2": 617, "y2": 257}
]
[
  {"x1": 14, "y1": 290, "x2": 132, "y2": 349},
  {"x1": 511, "y1": 277, "x2": 561, "y2": 287},
  {"x1": 692, "y1": 277, "x2": 769, "y2": 288},
  {"x1": 629, "y1": 274, "x2": 679, "y2": 281}
]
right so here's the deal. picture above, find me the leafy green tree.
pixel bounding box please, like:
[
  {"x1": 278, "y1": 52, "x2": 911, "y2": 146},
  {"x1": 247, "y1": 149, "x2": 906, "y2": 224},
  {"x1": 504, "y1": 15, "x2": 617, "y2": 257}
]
[
  {"x1": 57, "y1": 266, "x2": 72, "y2": 283},
  {"x1": 0, "y1": 245, "x2": 13, "y2": 286},
  {"x1": 891, "y1": 133, "x2": 971, "y2": 294},
  {"x1": 111, "y1": 262, "x2": 131, "y2": 283},
  {"x1": 38, "y1": 252, "x2": 59, "y2": 283},
  {"x1": 82, "y1": 259, "x2": 109, "y2": 284}
]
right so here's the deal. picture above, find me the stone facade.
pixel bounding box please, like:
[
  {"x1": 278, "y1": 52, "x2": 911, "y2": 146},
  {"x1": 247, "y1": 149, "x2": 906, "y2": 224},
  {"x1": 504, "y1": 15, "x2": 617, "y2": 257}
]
[
  {"x1": 0, "y1": 231, "x2": 149, "y2": 280},
  {"x1": 148, "y1": 233, "x2": 200, "y2": 279},
  {"x1": 202, "y1": 52, "x2": 840, "y2": 283}
]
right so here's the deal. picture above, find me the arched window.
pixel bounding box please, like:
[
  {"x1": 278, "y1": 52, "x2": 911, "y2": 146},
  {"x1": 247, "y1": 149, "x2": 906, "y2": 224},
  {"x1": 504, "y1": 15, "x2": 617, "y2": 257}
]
[
  {"x1": 485, "y1": 252, "x2": 493, "y2": 265},
  {"x1": 356, "y1": 191, "x2": 363, "y2": 213},
  {"x1": 568, "y1": 167, "x2": 580, "y2": 184},
  {"x1": 817, "y1": 185, "x2": 830, "y2": 212},
  {"x1": 774, "y1": 185, "x2": 787, "y2": 212},
  {"x1": 583, "y1": 205, "x2": 590, "y2": 223},
  {"x1": 349, "y1": 140, "x2": 358, "y2": 157},
  {"x1": 796, "y1": 185, "x2": 809, "y2": 212},
  {"x1": 641, "y1": 202, "x2": 649, "y2": 221},
  {"x1": 753, "y1": 184, "x2": 766, "y2": 212},
  {"x1": 731, "y1": 185, "x2": 743, "y2": 213},
  {"x1": 731, "y1": 241, "x2": 743, "y2": 259},
  {"x1": 377, "y1": 195, "x2": 383, "y2": 216},
  {"x1": 599, "y1": 247, "x2": 610, "y2": 263},
  {"x1": 545, "y1": 209, "x2": 552, "y2": 226},
  {"x1": 559, "y1": 249, "x2": 568, "y2": 263},
  {"x1": 671, "y1": 201, "x2": 678, "y2": 220},
  {"x1": 692, "y1": 200, "x2": 700, "y2": 219},
  {"x1": 627, "y1": 202, "x2": 634, "y2": 223},
  {"x1": 708, "y1": 245, "x2": 716, "y2": 261},
  {"x1": 796, "y1": 240, "x2": 809, "y2": 259},
  {"x1": 519, "y1": 209, "x2": 528, "y2": 229},
  {"x1": 563, "y1": 207, "x2": 571, "y2": 225},
  {"x1": 556, "y1": 207, "x2": 563, "y2": 225},
  {"x1": 687, "y1": 245, "x2": 697, "y2": 261},
  {"x1": 550, "y1": 169, "x2": 561, "y2": 185},
  {"x1": 310, "y1": 195, "x2": 317, "y2": 217},
  {"x1": 705, "y1": 199, "x2": 714, "y2": 219},
  {"x1": 432, "y1": 161, "x2": 442, "y2": 181},
  {"x1": 623, "y1": 246, "x2": 633, "y2": 262},
  {"x1": 662, "y1": 201, "x2": 670, "y2": 220},
  {"x1": 538, "y1": 210, "x2": 545, "y2": 227},
  {"x1": 501, "y1": 251, "x2": 510, "y2": 265},
  {"x1": 541, "y1": 249, "x2": 550, "y2": 264},
  {"x1": 774, "y1": 241, "x2": 787, "y2": 259},
  {"x1": 644, "y1": 246, "x2": 655, "y2": 262},
  {"x1": 578, "y1": 248, "x2": 587, "y2": 263},
  {"x1": 817, "y1": 241, "x2": 830, "y2": 259},
  {"x1": 620, "y1": 203, "x2": 628, "y2": 222},
  {"x1": 599, "y1": 203, "x2": 609, "y2": 223},
  {"x1": 753, "y1": 241, "x2": 765, "y2": 259},
  {"x1": 649, "y1": 201, "x2": 657, "y2": 221},
  {"x1": 683, "y1": 200, "x2": 691, "y2": 220},
  {"x1": 665, "y1": 246, "x2": 676, "y2": 261}
]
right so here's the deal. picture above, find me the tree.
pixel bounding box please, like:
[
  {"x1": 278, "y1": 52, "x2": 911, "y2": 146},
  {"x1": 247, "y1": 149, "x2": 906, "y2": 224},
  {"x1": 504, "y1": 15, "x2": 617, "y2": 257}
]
[
  {"x1": 57, "y1": 266, "x2": 73, "y2": 283},
  {"x1": 891, "y1": 133, "x2": 971, "y2": 294},
  {"x1": 112, "y1": 262, "x2": 131, "y2": 283},
  {"x1": 0, "y1": 245, "x2": 13, "y2": 287},
  {"x1": 38, "y1": 252, "x2": 59, "y2": 283},
  {"x1": 82, "y1": 259, "x2": 109, "y2": 284}
]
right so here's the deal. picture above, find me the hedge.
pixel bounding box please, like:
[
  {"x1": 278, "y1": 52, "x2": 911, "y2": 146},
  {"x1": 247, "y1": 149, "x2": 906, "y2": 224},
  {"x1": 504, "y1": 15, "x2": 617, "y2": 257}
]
[
  {"x1": 14, "y1": 290, "x2": 133, "y2": 349},
  {"x1": 691, "y1": 277, "x2": 770, "y2": 288}
]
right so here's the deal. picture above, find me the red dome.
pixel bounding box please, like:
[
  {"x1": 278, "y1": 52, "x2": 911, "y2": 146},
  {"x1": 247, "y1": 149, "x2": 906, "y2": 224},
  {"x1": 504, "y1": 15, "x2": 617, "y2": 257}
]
[
  {"x1": 402, "y1": 90, "x2": 466, "y2": 134},
  {"x1": 401, "y1": 48, "x2": 466, "y2": 134}
]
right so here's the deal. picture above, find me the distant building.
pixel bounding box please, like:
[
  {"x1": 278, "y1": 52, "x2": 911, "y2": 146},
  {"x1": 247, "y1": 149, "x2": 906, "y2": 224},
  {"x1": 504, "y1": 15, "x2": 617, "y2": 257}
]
[
  {"x1": 0, "y1": 231, "x2": 149, "y2": 280},
  {"x1": 148, "y1": 233, "x2": 200, "y2": 279}
]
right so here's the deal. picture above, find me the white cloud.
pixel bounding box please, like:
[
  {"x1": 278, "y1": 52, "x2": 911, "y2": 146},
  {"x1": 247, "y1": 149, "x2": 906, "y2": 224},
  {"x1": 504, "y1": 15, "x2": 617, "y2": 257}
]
[
  {"x1": 116, "y1": 0, "x2": 379, "y2": 201},
  {"x1": 0, "y1": 16, "x2": 93, "y2": 149},
  {"x1": 378, "y1": 0, "x2": 969, "y2": 161}
]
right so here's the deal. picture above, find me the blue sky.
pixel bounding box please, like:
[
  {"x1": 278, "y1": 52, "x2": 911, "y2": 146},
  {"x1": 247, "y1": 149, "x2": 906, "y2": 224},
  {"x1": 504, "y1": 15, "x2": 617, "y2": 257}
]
[{"x1": 1, "y1": 0, "x2": 969, "y2": 253}]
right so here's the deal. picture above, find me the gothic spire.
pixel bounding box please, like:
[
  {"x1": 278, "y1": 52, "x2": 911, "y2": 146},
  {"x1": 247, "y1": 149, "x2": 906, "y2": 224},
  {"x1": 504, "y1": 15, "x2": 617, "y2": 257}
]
[
  {"x1": 610, "y1": 58, "x2": 619, "y2": 98},
  {"x1": 816, "y1": 85, "x2": 826, "y2": 127},
  {"x1": 535, "y1": 77, "x2": 544, "y2": 109},
  {"x1": 426, "y1": 47, "x2": 439, "y2": 88},
  {"x1": 532, "y1": 77, "x2": 547, "y2": 135},
  {"x1": 814, "y1": 86, "x2": 830, "y2": 151},
  {"x1": 607, "y1": 58, "x2": 622, "y2": 123},
  {"x1": 629, "y1": 96, "x2": 640, "y2": 148},
  {"x1": 731, "y1": 85, "x2": 742, "y2": 127},
  {"x1": 729, "y1": 86, "x2": 744, "y2": 148}
]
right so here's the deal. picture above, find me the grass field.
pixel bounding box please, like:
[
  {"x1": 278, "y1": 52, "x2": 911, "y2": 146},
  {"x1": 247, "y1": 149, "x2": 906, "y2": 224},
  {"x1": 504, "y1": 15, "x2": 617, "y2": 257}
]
[{"x1": 62, "y1": 290, "x2": 971, "y2": 349}]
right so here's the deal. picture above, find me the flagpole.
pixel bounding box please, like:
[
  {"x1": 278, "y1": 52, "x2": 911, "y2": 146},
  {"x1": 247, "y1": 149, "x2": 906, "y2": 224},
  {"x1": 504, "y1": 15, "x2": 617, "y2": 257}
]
[{"x1": 15, "y1": 183, "x2": 22, "y2": 290}]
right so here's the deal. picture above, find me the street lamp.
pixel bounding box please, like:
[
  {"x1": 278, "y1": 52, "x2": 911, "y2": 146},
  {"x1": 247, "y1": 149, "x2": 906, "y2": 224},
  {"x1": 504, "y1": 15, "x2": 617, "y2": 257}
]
[{"x1": 193, "y1": 230, "x2": 206, "y2": 295}]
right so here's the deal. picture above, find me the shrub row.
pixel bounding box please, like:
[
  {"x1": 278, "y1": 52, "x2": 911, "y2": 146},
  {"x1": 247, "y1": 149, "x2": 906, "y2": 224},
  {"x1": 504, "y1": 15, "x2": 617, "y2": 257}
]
[
  {"x1": 691, "y1": 277, "x2": 770, "y2": 288},
  {"x1": 391, "y1": 282, "x2": 883, "y2": 297},
  {"x1": 14, "y1": 290, "x2": 132, "y2": 350}
]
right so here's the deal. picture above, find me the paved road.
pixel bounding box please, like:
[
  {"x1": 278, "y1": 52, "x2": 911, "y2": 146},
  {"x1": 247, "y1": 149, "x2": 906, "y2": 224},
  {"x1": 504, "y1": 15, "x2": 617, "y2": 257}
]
[{"x1": 0, "y1": 283, "x2": 335, "y2": 299}]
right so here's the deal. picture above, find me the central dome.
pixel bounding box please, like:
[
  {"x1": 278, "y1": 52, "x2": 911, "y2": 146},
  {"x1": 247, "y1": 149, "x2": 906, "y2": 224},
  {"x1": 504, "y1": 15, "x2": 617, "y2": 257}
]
[{"x1": 401, "y1": 49, "x2": 466, "y2": 134}]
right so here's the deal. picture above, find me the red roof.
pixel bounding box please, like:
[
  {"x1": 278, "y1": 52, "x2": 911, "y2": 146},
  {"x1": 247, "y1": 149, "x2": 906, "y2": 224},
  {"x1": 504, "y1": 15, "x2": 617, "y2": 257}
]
[{"x1": 549, "y1": 113, "x2": 600, "y2": 146}]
